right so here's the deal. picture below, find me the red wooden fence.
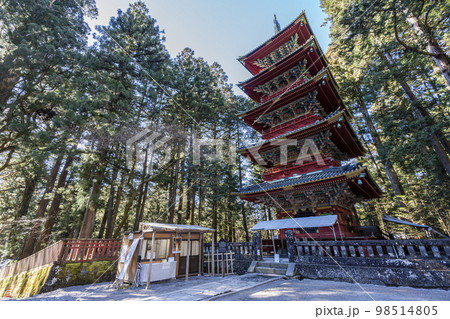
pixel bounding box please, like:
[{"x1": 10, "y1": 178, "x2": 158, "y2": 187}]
[
  {"x1": 59, "y1": 239, "x2": 122, "y2": 262},
  {"x1": 0, "y1": 239, "x2": 122, "y2": 279}
]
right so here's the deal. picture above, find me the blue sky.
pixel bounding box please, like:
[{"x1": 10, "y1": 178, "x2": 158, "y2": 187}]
[{"x1": 86, "y1": 0, "x2": 331, "y2": 95}]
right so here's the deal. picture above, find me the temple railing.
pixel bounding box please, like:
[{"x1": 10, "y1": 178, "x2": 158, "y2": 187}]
[
  {"x1": 203, "y1": 242, "x2": 255, "y2": 256},
  {"x1": 0, "y1": 239, "x2": 122, "y2": 279},
  {"x1": 59, "y1": 239, "x2": 122, "y2": 262},
  {"x1": 294, "y1": 239, "x2": 450, "y2": 259}
]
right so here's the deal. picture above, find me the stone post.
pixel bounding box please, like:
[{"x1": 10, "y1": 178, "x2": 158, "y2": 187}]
[
  {"x1": 252, "y1": 232, "x2": 262, "y2": 261},
  {"x1": 286, "y1": 230, "x2": 296, "y2": 262}
]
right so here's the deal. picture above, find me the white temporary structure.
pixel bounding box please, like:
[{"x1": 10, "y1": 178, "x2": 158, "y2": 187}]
[
  {"x1": 116, "y1": 222, "x2": 215, "y2": 288},
  {"x1": 250, "y1": 215, "x2": 340, "y2": 254},
  {"x1": 250, "y1": 215, "x2": 337, "y2": 231}
]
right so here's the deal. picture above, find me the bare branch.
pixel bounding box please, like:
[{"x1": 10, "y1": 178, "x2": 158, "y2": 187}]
[{"x1": 392, "y1": 6, "x2": 441, "y2": 58}]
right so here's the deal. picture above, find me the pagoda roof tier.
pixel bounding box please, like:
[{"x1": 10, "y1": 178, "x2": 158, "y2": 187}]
[
  {"x1": 232, "y1": 163, "x2": 382, "y2": 200},
  {"x1": 238, "y1": 69, "x2": 344, "y2": 133},
  {"x1": 238, "y1": 37, "x2": 327, "y2": 103},
  {"x1": 238, "y1": 109, "x2": 364, "y2": 164},
  {"x1": 238, "y1": 12, "x2": 323, "y2": 76}
]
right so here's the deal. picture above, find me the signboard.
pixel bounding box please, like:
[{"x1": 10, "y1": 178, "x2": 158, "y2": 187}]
[
  {"x1": 218, "y1": 238, "x2": 228, "y2": 253},
  {"x1": 120, "y1": 245, "x2": 128, "y2": 263},
  {"x1": 274, "y1": 254, "x2": 280, "y2": 263},
  {"x1": 172, "y1": 236, "x2": 182, "y2": 253}
]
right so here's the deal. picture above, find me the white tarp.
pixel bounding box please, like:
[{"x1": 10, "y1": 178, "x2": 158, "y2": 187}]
[{"x1": 250, "y1": 215, "x2": 337, "y2": 231}]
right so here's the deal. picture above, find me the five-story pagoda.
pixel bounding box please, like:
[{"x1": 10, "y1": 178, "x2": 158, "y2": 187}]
[{"x1": 233, "y1": 13, "x2": 382, "y2": 240}]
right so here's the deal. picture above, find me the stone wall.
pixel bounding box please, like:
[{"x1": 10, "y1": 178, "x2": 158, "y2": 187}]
[
  {"x1": 40, "y1": 260, "x2": 117, "y2": 293},
  {"x1": 294, "y1": 256, "x2": 450, "y2": 289},
  {"x1": 233, "y1": 254, "x2": 253, "y2": 275},
  {"x1": 1, "y1": 260, "x2": 117, "y2": 298}
]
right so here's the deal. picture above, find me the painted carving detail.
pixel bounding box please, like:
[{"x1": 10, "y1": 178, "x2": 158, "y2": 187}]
[
  {"x1": 254, "y1": 59, "x2": 309, "y2": 99},
  {"x1": 254, "y1": 34, "x2": 300, "y2": 69},
  {"x1": 260, "y1": 183, "x2": 362, "y2": 210},
  {"x1": 256, "y1": 91, "x2": 324, "y2": 128},
  {"x1": 260, "y1": 131, "x2": 347, "y2": 166}
]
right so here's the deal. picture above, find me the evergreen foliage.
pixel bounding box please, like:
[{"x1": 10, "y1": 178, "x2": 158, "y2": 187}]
[{"x1": 0, "y1": 1, "x2": 448, "y2": 260}]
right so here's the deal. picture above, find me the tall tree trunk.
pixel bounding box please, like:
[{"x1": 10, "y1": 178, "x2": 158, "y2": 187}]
[
  {"x1": 16, "y1": 175, "x2": 38, "y2": 219},
  {"x1": 8, "y1": 174, "x2": 38, "y2": 243},
  {"x1": 352, "y1": 115, "x2": 386, "y2": 183},
  {"x1": 197, "y1": 182, "x2": 203, "y2": 225},
  {"x1": 227, "y1": 198, "x2": 233, "y2": 241},
  {"x1": 212, "y1": 201, "x2": 217, "y2": 242},
  {"x1": 34, "y1": 154, "x2": 74, "y2": 251},
  {"x1": 237, "y1": 130, "x2": 249, "y2": 242},
  {"x1": 176, "y1": 182, "x2": 184, "y2": 224},
  {"x1": 167, "y1": 165, "x2": 175, "y2": 223},
  {"x1": 133, "y1": 147, "x2": 149, "y2": 231},
  {"x1": 401, "y1": 8, "x2": 450, "y2": 90},
  {"x1": 176, "y1": 157, "x2": 185, "y2": 224},
  {"x1": 78, "y1": 151, "x2": 107, "y2": 238},
  {"x1": 185, "y1": 188, "x2": 191, "y2": 222},
  {"x1": 113, "y1": 159, "x2": 175, "y2": 237},
  {"x1": 105, "y1": 173, "x2": 125, "y2": 238},
  {"x1": 189, "y1": 187, "x2": 196, "y2": 225},
  {"x1": 185, "y1": 131, "x2": 194, "y2": 222},
  {"x1": 98, "y1": 164, "x2": 119, "y2": 238},
  {"x1": 354, "y1": 88, "x2": 405, "y2": 196},
  {"x1": 167, "y1": 149, "x2": 181, "y2": 223},
  {"x1": 241, "y1": 204, "x2": 249, "y2": 242},
  {"x1": 139, "y1": 182, "x2": 149, "y2": 223},
  {"x1": 380, "y1": 52, "x2": 450, "y2": 175},
  {"x1": 21, "y1": 154, "x2": 63, "y2": 258}
]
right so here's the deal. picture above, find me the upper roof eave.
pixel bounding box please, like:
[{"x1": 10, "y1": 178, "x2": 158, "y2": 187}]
[
  {"x1": 237, "y1": 35, "x2": 318, "y2": 88},
  {"x1": 231, "y1": 163, "x2": 363, "y2": 195},
  {"x1": 237, "y1": 11, "x2": 306, "y2": 62},
  {"x1": 237, "y1": 108, "x2": 346, "y2": 152},
  {"x1": 237, "y1": 67, "x2": 334, "y2": 118},
  {"x1": 232, "y1": 164, "x2": 381, "y2": 197}
]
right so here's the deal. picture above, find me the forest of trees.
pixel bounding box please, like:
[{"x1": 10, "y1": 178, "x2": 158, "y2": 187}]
[
  {"x1": 321, "y1": 0, "x2": 449, "y2": 237},
  {"x1": 0, "y1": 0, "x2": 448, "y2": 260}
]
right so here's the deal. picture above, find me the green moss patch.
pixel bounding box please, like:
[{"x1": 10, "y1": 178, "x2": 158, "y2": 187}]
[
  {"x1": 0, "y1": 264, "x2": 54, "y2": 298},
  {"x1": 0, "y1": 260, "x2": 117, "y2": 298},
  {"x1": 40, "y1": 260, "x2": 117, "y2": 294}
]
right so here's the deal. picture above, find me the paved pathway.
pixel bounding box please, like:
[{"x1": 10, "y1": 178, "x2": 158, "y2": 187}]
[
  {"x1": 4, "y1": 275, "x2": 449, "y2": 301},
  {"x1": 214, "y1": 278, "x2": 450, "y2": 301},
  {"x1": 8, "y1": 274, "x2": 277, "y2": 301}
]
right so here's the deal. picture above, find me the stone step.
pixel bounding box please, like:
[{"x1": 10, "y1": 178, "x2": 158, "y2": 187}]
[
  {"x1": 254, "y1": 267, "x2": 286, "y2": 275},
  {"x1": 257, "y1": 262, "x2": 289, "y2": 269}
]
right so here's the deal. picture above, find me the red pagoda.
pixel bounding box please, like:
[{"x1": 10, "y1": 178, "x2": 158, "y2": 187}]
[{"x1": 233, "y1": 13, "x2": 382, "y2": 240}]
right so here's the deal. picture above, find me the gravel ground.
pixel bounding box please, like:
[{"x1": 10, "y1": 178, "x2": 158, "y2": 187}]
[
  {"x1": 2, "y1": 275, "x2": 449, "y2": 301},
  {"x1": 2, "y1": 273, "x2": 276, "y2": 301}
]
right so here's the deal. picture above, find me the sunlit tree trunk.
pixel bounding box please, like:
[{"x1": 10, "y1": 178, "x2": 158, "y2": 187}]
[
  {"x1": 34, "y1": 154, "x2": 74, "y2": 251},
  {"x1": 21, "y1": 154, "x2": 63, "y2": 258}
]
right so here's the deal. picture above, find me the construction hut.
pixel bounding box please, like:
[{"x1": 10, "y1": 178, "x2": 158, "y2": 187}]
[{"x1": 116, "y1": 223, "x2": 215, "y2": 287}]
